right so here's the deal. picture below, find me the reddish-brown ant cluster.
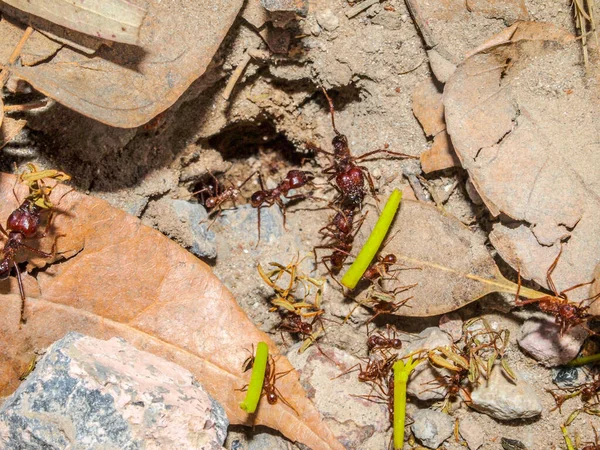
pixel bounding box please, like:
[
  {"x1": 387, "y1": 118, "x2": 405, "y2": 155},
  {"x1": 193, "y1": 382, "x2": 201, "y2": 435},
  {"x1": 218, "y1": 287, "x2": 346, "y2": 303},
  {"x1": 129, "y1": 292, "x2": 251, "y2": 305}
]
[
  {"x1": 312, "y1": 88, "x2": 413, "y2": 283},
  {"x1": 515, "y1": 245, "x2": 600, "y2": 335},
  {"x1": 340, "y1": 325, "x2": 407, "y2": 426},
  {"x1": 1, "y1": 165, "x2": 70, "y2": 324}
]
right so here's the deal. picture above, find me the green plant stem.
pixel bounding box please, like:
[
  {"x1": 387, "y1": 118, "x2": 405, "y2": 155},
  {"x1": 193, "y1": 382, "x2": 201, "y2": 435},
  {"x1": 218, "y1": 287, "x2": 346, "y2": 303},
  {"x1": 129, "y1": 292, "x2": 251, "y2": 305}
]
[
  {"x1": 393, "y1": 356, "x2": 421, "y2": 450},
  {"x1": 341, "y1": 189, "x2": 402, "y2": 289},
  {"x1": 239, "y1": 341, "x2": 269, "y2": 413},
  {"x1": 566, "y1": 352, "x2": 600, "y2": 367},
  {"x1": 561, "y1": 425, "x2": 575, "y2": 450}
]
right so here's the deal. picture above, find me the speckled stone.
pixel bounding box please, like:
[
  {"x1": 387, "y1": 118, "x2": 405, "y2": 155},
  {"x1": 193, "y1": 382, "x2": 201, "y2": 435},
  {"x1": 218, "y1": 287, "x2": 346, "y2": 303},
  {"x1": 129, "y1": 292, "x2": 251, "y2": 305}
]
[{"x1": 0, "y1": 333, "x2": 228, "y2": 450}]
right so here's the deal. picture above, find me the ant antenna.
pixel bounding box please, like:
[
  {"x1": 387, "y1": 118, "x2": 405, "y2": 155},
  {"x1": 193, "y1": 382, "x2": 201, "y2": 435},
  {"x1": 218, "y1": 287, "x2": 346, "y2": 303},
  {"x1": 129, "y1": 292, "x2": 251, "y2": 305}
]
[{"x1": 320, "y1": 87, "x2": 341, "y2": 136}]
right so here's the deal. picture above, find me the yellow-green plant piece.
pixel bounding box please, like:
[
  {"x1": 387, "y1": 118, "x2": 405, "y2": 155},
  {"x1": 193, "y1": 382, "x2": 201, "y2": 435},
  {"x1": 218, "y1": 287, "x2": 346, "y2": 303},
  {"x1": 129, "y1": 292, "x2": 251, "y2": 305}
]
[
  {"x1": 560, "y1": 425, "x2": 575, "y2": 450},
  {"x1": 393, "y1": 356, "x2": 422, "y2": 450},
  {"x1": 239, "y1": 341, "x2": 269, "y2": 414},
  {"x1": 341, "y1": 189, "x2": 402, "y2": 289},
  {"x1": 566, "y1": 352, "x2": 600, "y2": 367}
]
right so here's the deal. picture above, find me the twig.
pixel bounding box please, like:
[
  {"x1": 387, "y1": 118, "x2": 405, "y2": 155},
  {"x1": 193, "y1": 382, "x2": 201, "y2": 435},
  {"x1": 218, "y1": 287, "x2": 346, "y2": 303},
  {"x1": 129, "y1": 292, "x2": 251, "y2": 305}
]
[
  {"x1": 222, "y1": 49, "x2": 271, "y2": 101},
  {"x1": 1, "y1": 26, "x2": 34, "y2": 87},
  {"x1": 346, "y1": 0, "x2": 380, "y2": 19}
]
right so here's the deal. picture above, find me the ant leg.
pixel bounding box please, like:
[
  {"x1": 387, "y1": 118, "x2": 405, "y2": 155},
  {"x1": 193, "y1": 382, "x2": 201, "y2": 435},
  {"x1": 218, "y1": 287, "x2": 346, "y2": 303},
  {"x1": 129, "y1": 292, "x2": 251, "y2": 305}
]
[
  {"x1": 358, "y1": 165, "x2": 378, "y2": 199},
  {"x1": 0, "y1": 223, "x2": 9, "y2": 238},
  {"x1": 353, "y1": 148, "x2": 414, "y2": 161},
  {"x1": 255, "y1": 206, "x2": 262, "y2": 245},
  {"x1": 320, "y1": 87, "x2": 341, "y2": 135},
  {"x1": 546, "y1": 244, "x2": 563, "y2": 296},
  {"x1": 273, "y1": 385, "x2": 299, "y2": 415},
  {"x1": 13, "y1": 263, "x2": 26, "y2": 324}
]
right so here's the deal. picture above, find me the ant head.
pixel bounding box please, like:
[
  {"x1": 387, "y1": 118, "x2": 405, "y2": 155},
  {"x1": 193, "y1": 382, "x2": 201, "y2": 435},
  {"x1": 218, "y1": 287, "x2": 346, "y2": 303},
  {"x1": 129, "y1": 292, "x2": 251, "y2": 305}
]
[
  {"x1": 250, "y1": 191, "x2": 266, "y2": 207},
  {"x1": 391, "y1": 339, "x2": 402, "y2": 349},
  {"x1": 559, "y1": 303, "x2": 578, "y2": 320},
  {"x1": 266, "y1": 392, "x2": 278, "y2": 405},
  {"x1": 205, "y1": 197, "x2": 217, "y2": 209},
  {"x1": 382, "y1": 254, "x2": 397, "y2": 265},
  {"x1": 7, "y1": 202, "x2": 42, "y2": 238},
  {"x1": 332, "y1": 134, "x2": 348, "y2": 152}
]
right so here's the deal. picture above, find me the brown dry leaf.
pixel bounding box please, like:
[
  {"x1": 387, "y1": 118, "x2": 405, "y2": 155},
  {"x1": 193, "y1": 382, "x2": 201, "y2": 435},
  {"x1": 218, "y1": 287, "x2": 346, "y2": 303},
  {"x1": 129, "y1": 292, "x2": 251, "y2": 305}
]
[
  {"x1": 353, "y1": 200, "x2": 548, "y2": 316},
  {"x1": 443, "y1": 22, "x2": 600, "y2": 300},
  {"x1": 420, "y1": 130, "x2": 461, "y2": 173},
  {"x1": 0, "y1": 116, "x2": 27, "y2": 150},
  {"x1": 0, "y1": 174, "x2": 343, "y2": 450},
  {"x1": 0, "y1": 0, "x2": 244, "y2": 128},
  {"x1": 412, "y1": 77, "x2": 445, "y2": 137},
  {"x1": 2, "y1": 0, "x2": 148, "y2": 45}
]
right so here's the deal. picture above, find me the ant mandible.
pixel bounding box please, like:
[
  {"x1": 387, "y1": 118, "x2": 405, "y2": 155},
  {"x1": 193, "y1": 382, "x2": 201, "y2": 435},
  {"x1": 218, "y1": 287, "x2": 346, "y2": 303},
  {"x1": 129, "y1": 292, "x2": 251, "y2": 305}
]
[
  {"x1": 314, "y1": 88, "x2": 414, "y2": 207},
  {"x1": 250, "y1": 169, "x2": 314, "y2": 242}
]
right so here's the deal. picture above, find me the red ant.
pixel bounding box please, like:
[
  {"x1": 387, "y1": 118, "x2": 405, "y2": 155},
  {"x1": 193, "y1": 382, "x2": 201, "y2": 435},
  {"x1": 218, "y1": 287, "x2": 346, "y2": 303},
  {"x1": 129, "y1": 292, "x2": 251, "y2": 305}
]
[
  {"x1": 313, "y1": 206, "x2": 367, "y2": 281},
  {"x1": 334, "y1": 351, "x2": 397, "y2": 384},
  {"x1": 363, "y1": 254, "x2": 398, "y2": 284},
  {"x1": 194, "y1": 171, "x2": 255, "y2": 224},
  {"x1": 277, "y1": 310, "x2": 322, "y2": 341},
  {"x1": 367, "y1": 324, "x2": 403, "y2": 353},
  {"x1": 239, "y1": 352, "x2": 298, "y2": 415},
  {"x1": 365, "y1": 289, "x2": 413, "y2": 325},
  {"x1": 1, "y1": 199, "x2": 60, "y2": 324},
  {"x1": 314, "y1": 88, "x2": 414, "y2": 207},
  {"x1": 250, "y1": 170, "x2": 314, "y2": 242},
  {"x1": 515, "y1": 245, "x2": 599, "y2": 335}
]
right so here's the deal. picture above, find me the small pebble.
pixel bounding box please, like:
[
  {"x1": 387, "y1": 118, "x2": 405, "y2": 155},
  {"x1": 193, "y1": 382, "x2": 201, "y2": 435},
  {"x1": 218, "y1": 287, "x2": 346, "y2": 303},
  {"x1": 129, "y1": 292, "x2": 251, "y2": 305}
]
[
  {"x1": 518, "y1": 314, "x2": 587, "y2": 367},
  {"x1": 411, "y1": 408, "x2": 453, "y2": 449},
  {"x1": 439, "y1": 313, "x2": 463, "y2": 342},
  {"x1": 459, "y1": 415, "x2": 484, "y2": 450},
  {"x1": 316, "y1": 9, "x2": 340, "y2": 31},
  {"x1": 402, "y1": 327, "x2": 453, "y2": 401},
  {"x1": 470, "y1": 366, "x2": 542, "y2": 420},
  {"x1": 552, "y1": 365, "x2": 590, "y2": 389}
]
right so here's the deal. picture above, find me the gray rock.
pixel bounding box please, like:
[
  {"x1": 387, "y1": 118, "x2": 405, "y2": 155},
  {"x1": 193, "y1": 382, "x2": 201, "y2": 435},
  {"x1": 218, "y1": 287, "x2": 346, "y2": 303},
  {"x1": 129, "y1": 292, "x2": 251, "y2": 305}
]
[
  {"x1": 96, "y1": 191, "x2": 149, "y2": 217},
  {"x1": 470, "y1": 366, "x2": 542, "y2": 421},
  {"x1": 518, "y1": 314, "x2": 587, "y2": 367},
  {"x1": 0, "y1": 332, "x2": 228, "y2": 450},
  {"x1": 316, "y1": 9, "x2": 340, "y2": 31},
  {"x1": 286, "y1": 343, "x2": 390, "y2": 449},
  {"x1": 411, "y1": 408, "x2": 453, "y2": 449},
  {"x1": 552, "y1": 365, "x2": 591, "y2": 389},
  {"x1": 142, "y1": 197, "x2": 217, "y2": 259},
  {"x1": 459, "y1": 415, "x2": 484, "y2": 450},
  {"x1": 217, "y1": 204, "x2": 284, "y2": 246},
  {"x1": 225, "y1": 429, "x2": 293, "y2": 450},
  {"x1": 439, "y1": 313, "x2": 463, "y2": 342},
  {"x1": 401, "y1": 327, "x2": 454, "y2": 401}
]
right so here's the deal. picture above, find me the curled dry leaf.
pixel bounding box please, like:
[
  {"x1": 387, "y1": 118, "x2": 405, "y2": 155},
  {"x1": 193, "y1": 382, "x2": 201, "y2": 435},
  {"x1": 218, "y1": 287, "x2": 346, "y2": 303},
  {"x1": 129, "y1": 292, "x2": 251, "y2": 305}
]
[
  {"x1": 443, "y1": 21, "x2": 600, "y2": 301},
  {"x1": 353, "y1": 200, "x2": 548, "y2": 316},
  {"x1": 0, "y1": 108, "x2": 27, "y2": 150},
  {"x1": 0, "y1": 0, "x2": 244, "y2": 127},
  {"x1": 0, "y1": 174, "x2": 343, "y2": 450},
  {"x1": 2, "y1": 0, "x2": 148, "y2": 45}
]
